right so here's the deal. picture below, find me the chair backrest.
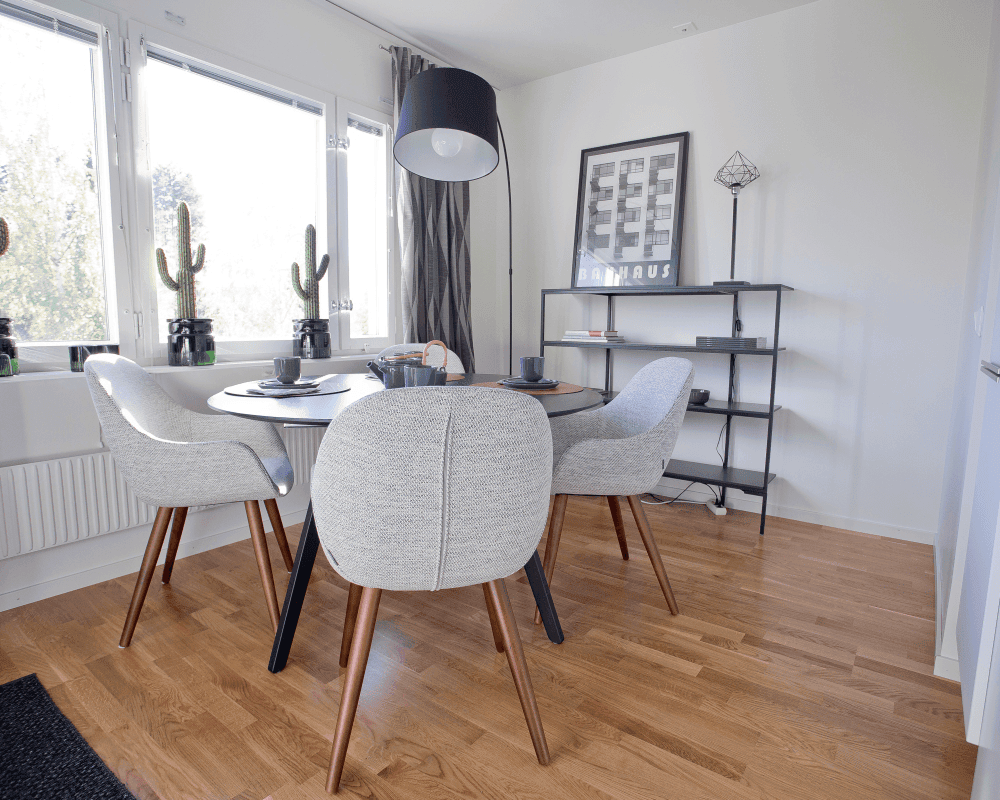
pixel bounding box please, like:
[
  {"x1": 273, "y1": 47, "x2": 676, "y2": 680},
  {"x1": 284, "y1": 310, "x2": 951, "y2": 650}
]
[
  {"x1": 604, "y1": 357, "x2": 694, "y2": 451},
  {"x1": 84, "y1": 354, "x2": 195, "y2": 444},
  {"x1": 311, "y1": 386, "x2": 552, "y2": 591},
  {"x1": 377, "y1": 342, "x2": 465, "y2": 373}
]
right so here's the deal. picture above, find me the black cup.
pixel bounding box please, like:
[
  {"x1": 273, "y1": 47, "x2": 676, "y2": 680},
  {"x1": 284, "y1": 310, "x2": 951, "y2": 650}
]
[
  {"x1": 274, "y1": 356, "x2": 301, "y2": 384},
  {"x1": 520, "y1": 356, "x2": 545, "y2": 382}
]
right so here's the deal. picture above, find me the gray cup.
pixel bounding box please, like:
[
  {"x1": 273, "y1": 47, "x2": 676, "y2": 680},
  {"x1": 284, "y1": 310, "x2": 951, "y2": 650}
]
[
  {"x1": 520, "y1": 356, "x2": 545, "y2": 382},
  {"x1": 274, "y1": 356, "x2": 301, "y2": 384}
]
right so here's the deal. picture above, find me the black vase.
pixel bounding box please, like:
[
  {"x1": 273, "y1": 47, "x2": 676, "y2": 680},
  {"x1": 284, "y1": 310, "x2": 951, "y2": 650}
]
[
  {"x1": 292, "y1": 319, "x2": 331, "y2": 359},
  {"x1": 0, "y1": 317, "x2": 18, "y2": 377},
  {"x1": 167, "y1": 318, "x2": 216, "y2": 367},
  {"x1": 69, "y1": 344, "x2": 120, "y2": 372}
]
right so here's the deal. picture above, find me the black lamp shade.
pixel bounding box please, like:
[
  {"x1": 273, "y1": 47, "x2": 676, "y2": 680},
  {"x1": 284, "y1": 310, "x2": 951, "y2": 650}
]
[{"x1": 394, "y1": 68, "x2": 499, "y2": 181}]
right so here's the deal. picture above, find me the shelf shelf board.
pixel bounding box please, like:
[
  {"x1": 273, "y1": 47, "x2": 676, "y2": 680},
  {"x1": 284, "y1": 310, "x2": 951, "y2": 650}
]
[
  {"x1": 688, "y1": 400, "x2": 779, "y2": 418},
  {"x1": 542, "y1": 283, "x2": 793, "y2": 297},
  {"x1": 663, "y1": 459, "x2": 776, "y2": 495},
  {"x1": 546, "y1": 340, "x2": 784, "y2": 355}
]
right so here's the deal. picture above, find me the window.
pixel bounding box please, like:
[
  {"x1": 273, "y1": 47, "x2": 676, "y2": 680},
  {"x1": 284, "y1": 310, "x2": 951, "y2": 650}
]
[
  {"x1": 617, "y1": 208, "x2": 642, "y2": 224},
  {"x1": 644, "y1": 230, "x2": 670, "y2": 246},
  {"x1": 587, "y1": 233, "x2": 610, "y2": 250},
  {"x1": 142, "y1": 47, "x2": 323, "y2": 344},
  {"x1": 590, "y1": 209, "x2": 611, "y2": 225},
  {"x1": 654, "y1": 204, "x2": 672, "y2": 220},
  {"x1": 617, "y1": 232, "x2": 639, "y2": 248},
  {"x1": 624, "y1": 184, "x2": 644, "y2": 198},
  {"x1": 648, "y1": 180, "x2": 674, "y2": 196},
  {"x1": 620, "y1": 158, "x2": 644, "y2": 174},
  {"x1": 0, "y1": 3, "x2": 118, "y2": 345},
  {"x1": 595, "y1": 186, "x2": 614, "y2": 201},
  {"x1": 650, "y1": 154, "x2": 675, "y2": 171},
  {"x1": 592, "y1": 162, "x2": 614, "y2": 178}
]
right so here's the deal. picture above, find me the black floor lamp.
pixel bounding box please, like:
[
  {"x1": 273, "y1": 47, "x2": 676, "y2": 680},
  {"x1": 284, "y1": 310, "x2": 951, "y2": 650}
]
[{"x1": 393, "y1": 67, "x2": 515, "y2": 374}]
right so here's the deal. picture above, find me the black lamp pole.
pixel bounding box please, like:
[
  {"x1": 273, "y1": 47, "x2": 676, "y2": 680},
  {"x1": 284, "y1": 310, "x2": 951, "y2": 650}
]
[{"x1": 498, "y1": 119, "x2": 513, "y2": 374}]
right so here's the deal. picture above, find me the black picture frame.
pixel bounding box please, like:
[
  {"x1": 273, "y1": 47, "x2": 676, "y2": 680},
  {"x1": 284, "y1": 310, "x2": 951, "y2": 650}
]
[{"x1": 570, "y1": 131, "x2": 690, "y2": 289}]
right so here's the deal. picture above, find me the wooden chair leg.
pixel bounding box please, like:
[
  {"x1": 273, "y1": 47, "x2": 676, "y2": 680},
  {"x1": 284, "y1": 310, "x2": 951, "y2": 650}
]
[
  {"x1": 161, "y1": 507, "x2": 188, "y2": 584},
  {"x1": 534, "y1": 494, "x2": 569, "y2": 624},
  {"x1": 264, "y1": 498, "x2": 294, "y2": 572},
  {"x1": 606, "y1": 496, "x2": 630, "y2": 561},
  {"x1": 245, "y1": 500, "x2": 281, "y2": 632},
  {"x1": 120, "y1": 507, "x2": 173, "y2": 648},
  {"x1": 626, "y1": 495, "x2": 680, "y2": 615},
  {"x1": 483, "y1": 584, "x2": 505, "y2": 653},
  {"x1": 327, "y1": 587, "x2": 382, "y2": 793},
  {"x1": 486, "y1": 578, "x2": 550, "y2": 766},
  {"x1": 339, "y1": 583, "x2": 364, "y2": 668}
]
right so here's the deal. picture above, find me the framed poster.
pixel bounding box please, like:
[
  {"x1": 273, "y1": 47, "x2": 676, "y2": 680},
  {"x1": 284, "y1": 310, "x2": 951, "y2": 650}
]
[{"x1": 570, "y1": 131, "x2": 689, "y2": 289}]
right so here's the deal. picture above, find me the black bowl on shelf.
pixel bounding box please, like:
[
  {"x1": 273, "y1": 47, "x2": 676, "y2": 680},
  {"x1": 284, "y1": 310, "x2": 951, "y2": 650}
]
[{"x1": 689, "y1": 389, "x2": 710, "y2": 405}]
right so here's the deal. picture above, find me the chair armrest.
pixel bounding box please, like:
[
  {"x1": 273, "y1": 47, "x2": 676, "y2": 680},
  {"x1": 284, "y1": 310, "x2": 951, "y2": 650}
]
[
  {"x1": 187, "y1": 412, "x2": 288, "y2": 461},
  {"x1": 551, "y1": 433, "x2": 664, "y2": 497}
]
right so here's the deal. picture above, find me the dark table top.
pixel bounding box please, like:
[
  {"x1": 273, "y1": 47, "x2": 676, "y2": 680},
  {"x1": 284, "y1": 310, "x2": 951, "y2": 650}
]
[{"x1": 207, "y1": 372, "x2": 605, "y2": 425}]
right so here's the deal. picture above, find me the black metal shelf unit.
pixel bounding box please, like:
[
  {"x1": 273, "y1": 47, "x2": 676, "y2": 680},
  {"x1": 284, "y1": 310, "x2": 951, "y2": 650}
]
[{"x1": 539, "y1": 283, "x2": 792, "y2": 536}]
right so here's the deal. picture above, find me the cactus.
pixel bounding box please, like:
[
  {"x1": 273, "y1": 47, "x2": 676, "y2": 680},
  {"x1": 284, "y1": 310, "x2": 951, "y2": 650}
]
[
  {"x1": 156, "y1": 202, "x2": 205, "y2": 319},
  {"x1": 291, "y1": 224, "x2": 329, "y2": 319},
  {"x1": 0, "y1": 217, "x2": 8, "y2": 257}
]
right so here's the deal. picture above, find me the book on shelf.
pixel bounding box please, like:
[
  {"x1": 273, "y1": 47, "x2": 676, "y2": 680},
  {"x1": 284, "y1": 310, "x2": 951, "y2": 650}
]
[
  {"x1": 561, "y1": 336, "x2": 625, "y2": 343},
  {"x1": 564, "y1": 330, "x2": 619, "y2": 337}
]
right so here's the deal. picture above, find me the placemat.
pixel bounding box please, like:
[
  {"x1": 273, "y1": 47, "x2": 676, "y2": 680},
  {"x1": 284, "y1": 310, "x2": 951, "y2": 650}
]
[
  {"x1": 446, "y1": 373, "x2": 465, "y2": 382},
  {"x1": 472, "y1": 380, "x2": 585, "y2": 395}
]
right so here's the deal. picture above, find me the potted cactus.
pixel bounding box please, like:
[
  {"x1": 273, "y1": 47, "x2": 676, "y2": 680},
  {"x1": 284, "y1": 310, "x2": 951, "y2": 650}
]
[
  {"x1": 157, "y1": 202, "x2": 215, "y2": 366},
  {"x1": 0, "y1": 217, "x2": 17, "y2": 378},
  {"x1": 291, "y1": 224, "x2": 331, "y2": 359}
]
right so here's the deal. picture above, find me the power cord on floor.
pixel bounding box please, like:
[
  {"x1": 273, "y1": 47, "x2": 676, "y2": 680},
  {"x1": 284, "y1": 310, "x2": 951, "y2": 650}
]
[{"x1": 642, "y1": 481, "x2": 720, "y2": 506}]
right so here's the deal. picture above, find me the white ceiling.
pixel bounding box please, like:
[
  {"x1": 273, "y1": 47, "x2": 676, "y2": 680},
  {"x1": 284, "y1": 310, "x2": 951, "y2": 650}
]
[{"x1": 323, "y1": 0, "x2": 819, "y2": 89}]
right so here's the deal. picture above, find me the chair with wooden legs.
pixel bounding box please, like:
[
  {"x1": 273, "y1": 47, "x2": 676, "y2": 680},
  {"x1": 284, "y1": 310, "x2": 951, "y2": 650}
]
[
  {"x1": 535, "y1": 357, "x2": 695, "y2": 624},
  {"x1": 310, "y1": 386, "x2": 554, "y2": 792},
  {"x1": 83, "y1": 354, "x2": 295, "y2": 647}
]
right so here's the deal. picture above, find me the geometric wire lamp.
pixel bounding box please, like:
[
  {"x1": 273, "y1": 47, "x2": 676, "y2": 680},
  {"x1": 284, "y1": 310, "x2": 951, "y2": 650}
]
[{"x1": 714, "y1": 151, "x2": 760, "y2": 282}]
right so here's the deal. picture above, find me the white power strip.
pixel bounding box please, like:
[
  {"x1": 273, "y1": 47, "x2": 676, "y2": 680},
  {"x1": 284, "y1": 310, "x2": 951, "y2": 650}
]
[{"x1": 706, "y1": 501, "x2": 727, "y2": 516}]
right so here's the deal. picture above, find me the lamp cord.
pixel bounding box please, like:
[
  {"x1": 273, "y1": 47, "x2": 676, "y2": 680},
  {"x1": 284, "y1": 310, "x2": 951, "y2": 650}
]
[{"x1": 498, "y1": 118, "x2": 513, "y2": 375}]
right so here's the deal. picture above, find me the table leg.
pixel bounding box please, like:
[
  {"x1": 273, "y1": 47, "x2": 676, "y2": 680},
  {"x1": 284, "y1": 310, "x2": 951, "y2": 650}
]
[
  {"x1": 524, "y1": 550, "x2": 564, "y2": 644},
  {"x1": 268, "y1": 502, "x2": 320, "y2": 673}
]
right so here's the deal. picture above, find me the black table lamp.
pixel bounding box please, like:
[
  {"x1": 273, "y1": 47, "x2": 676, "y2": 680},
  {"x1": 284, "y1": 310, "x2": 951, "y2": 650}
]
[
  {"x1": 394, "y1": 68, "x2": 515, "y2": 372},
  {"x1": 714, "y1": 151, "x2": 760, "y2": 283}
]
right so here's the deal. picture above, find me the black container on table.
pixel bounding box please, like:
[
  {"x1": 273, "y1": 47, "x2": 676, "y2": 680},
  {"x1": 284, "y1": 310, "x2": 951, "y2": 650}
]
[
  {"x1": 0, "y1": 317, "x2": 17, "y2": 377},
  {"x1": 69, "y1": 344, "x2": 120, "y2": 372},
  {"x1": 167, "y1": 318, "x2": 216, "y2": 367},
  {"x1": 292, "y1": 318, "x2": 331, "y2": 360}
]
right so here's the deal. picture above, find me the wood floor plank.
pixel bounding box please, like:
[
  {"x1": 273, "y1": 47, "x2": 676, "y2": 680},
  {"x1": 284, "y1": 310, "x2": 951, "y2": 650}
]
[{"x1": 0, "y1": 499, "x2": 974, "y2": 799}]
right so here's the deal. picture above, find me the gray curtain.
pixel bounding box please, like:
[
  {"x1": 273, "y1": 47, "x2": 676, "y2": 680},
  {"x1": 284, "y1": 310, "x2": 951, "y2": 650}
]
[{"x1": 391, "y1": 47, "x2": 475, "y2": 372}]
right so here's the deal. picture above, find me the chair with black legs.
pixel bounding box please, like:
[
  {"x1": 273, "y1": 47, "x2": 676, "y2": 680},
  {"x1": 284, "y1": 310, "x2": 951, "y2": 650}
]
[
  {"x1": 83, "y1": 354, "x2": 295, "y2": 646},
  {"x1": 534, "y1": 357, "x2": 694, "y2": 624},
  {"x1": 309, "y1": 385, "x2": 553, "y2": 793}
]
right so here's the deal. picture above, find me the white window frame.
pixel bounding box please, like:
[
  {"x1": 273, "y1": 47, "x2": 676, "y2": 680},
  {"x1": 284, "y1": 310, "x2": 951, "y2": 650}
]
[
  {"x1": 1, "y1": 0, "x2": 134, "y2": 367},
  {"x1": 127, "y1": 22, "x2": 387, "y2": 364},
  {"x1": 335, "y1": 99, "x2": 396, "y2": 352}
]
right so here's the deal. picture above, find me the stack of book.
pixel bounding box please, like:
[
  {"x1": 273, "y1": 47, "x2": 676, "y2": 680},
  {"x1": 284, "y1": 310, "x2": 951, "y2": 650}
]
[{"x1": 562, "y1": 330, "x2": 626, "y2": 343}]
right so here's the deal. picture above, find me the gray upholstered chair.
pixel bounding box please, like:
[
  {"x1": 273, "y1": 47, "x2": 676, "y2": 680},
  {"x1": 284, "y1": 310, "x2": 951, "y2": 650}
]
[
  {"x1": 377, "y1": 341, "x2": 465, "y2": 372},
  {"x1": 310, "y1": 386, "x2": 552, "y2": 792},
  {"x1": 535, "y1": 357, "x2": 694, "y2": 623},
  {"x1": 83, "y1": 354, "x2": 294, "y2": 646}
]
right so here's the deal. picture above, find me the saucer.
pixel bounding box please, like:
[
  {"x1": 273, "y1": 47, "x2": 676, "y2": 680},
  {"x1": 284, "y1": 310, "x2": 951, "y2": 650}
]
[
  {"x1": 501, "y1": 377, "x2": 559, "y2": 389},
  {"x1": 259, "y1": 376, "x2": 320, "y2": 390}
]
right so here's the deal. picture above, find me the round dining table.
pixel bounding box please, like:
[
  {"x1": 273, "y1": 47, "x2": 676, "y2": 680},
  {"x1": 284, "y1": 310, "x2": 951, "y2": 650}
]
[{"x1": 208, "y1": 372, "x2": 605, "y2": 673}]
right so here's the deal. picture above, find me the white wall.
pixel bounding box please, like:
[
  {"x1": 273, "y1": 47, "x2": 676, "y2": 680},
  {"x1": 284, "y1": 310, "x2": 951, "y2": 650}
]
[{"x1": 473, "y1": 0, "x2": 993, "y2": 543}]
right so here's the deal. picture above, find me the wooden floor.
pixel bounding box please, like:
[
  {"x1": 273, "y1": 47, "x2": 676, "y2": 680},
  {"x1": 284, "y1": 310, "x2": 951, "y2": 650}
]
[{"x1": 0, "y1": 499, "x2": 976, "y2": 800}]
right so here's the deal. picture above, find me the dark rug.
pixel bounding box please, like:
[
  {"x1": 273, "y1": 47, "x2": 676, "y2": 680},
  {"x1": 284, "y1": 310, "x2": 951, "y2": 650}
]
[{"x1": 0, "y1": 674, "x2": 135, "y2": 799}]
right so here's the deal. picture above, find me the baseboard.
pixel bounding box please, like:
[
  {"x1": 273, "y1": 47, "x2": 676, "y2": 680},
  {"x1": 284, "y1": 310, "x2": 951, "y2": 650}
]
[
  {"x1": 0, "y1": 505, "x2": 307, "y2": 613},
  {"x1": 653, "y1": 478, "x2": 935, "y2": 545},
  {"x1": 934, "y1": 654, "x2": 961, "y2": 682}
]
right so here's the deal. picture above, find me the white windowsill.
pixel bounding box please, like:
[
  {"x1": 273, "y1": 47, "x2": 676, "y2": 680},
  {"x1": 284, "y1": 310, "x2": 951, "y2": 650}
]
[{"x1": 2, "y1": 354, "x2": 371, "y2": 384}]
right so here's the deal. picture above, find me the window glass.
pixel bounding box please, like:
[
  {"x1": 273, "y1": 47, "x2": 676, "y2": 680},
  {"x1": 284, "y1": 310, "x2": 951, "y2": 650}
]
[
  {"x1": 344, "y1": 114, "x2": 388, "y2": 339},
  {"x1": 145, "y1": 57, "x2": 322, "y2": 340},
  {"x1": 0, "y1": 15, "x2": 111, "y2": 343}
]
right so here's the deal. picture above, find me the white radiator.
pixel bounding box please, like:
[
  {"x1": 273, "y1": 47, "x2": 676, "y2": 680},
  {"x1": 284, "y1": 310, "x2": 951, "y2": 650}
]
[{"x1": 0, "y1": 427, "x2": 323, "y2": 560}]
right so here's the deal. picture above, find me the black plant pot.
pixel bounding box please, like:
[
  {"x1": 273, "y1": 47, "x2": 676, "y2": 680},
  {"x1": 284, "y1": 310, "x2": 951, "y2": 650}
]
[
  {"x1": 167, "y1": 318, "x2": 216, "y2": 367},
  {"x1": 292, "y1": 318, "x2": 331, "y2": 359},
  {"x1": 0, "y1": 317, "x2": 18, "y2": 377},
  {"x1": 69, "y1": 344, "x2": 120, "y2": 372}
]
